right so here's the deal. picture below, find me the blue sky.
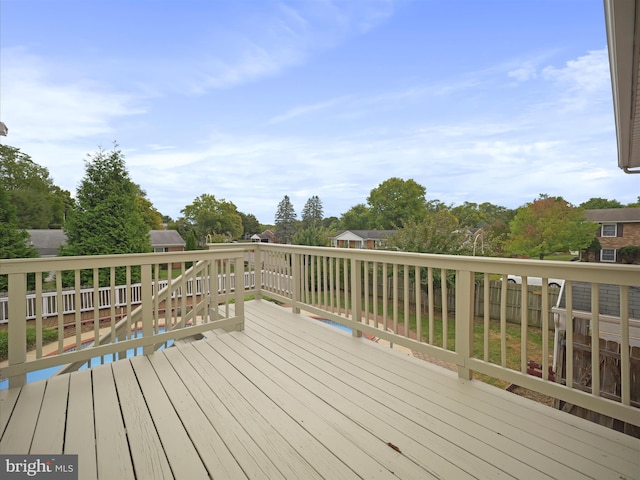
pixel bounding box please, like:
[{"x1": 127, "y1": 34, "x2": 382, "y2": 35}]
[{"x1": 2, "y1": 0, "x2": 639, "y2": 224}]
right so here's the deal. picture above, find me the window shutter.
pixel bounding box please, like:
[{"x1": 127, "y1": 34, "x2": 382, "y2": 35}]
[
  {"x1": 617, "y1": 223, "x2": 624, "y2": 237},
  {"x1": 596, "y1": 225, "x2": 602, "y2": 237}
]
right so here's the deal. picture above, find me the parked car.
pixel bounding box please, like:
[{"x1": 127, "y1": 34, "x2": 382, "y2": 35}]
[{"x1": 507, "y1": 275, "x2": 564, "y2": 288}]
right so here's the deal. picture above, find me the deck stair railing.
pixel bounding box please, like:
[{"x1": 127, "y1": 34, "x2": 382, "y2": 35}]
[{"x1": 0, "y1": 249, "x2": 246, "y2": 388}]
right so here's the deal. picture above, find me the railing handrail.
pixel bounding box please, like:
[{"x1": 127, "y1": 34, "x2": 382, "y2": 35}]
[{"x1": 1, "y1": 249, "x2": 247, "y2": 388}]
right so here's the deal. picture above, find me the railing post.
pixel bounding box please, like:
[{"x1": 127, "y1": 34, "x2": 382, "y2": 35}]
[
  {"x1": 142, "y1": 264, "x2": 154, "y2": 355},
  {"x1": 254, "y1": 245, "x2": 262, "y2": 301},
  {"x1": 234, "y1": 253, "x2": 245, "y2": 330},
  {"x1": 351, "y1": 258, "x2": 362, "y2": 338},
  {"x1": 455, "y1": 270, "x2": 474, "y2": 380},
  {"x1": 292, "y1": 252, "x2": 301, "y2": 314},
  {"x1": 8, "y1": 272, "x2": 27, "y2": 388}
]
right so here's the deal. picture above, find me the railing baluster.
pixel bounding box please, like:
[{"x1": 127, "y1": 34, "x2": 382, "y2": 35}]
[
  {"x1": 441, "y1": 269, "x2": 448, "y2": 349},
  {"x1": 415, "y1": 266, "x2": 421, "y2": 343},
  {"x1": 93, "y1": 269, "x2": 101, "y2": 365},
  {"x1": 591, "y1": 283, "x2": 601, "y2": 397},
  {"x1": 428, "y1": 267, "x2": 434, "y2": 345},
  {"x1": 541, "y1": 281, "x2": 549, "y2": 381},
  {"x1": 565, "y1": 281, "x2": 574, "y2": 389},
  {"x1": 56, "y1": 272, "x2": 64, "y2": 354},
  {"x1": 35, "y1": 272, "x2": 43, "y2": 359},
  {"x1": 520, "y1": 278, "x2": 528, "y2": 373},
  {"x1": 403, "y1": 264, "x2": 409, "y2": 338},
  {"x1": 75, "y1": 270, "x2": 82, "y2": 353},
  {"x1": 142, "y1": 264, "x2": 153, "y2": 356},
  {"x1": 620, "y1": 285, "x2": 630, "y2": 406},
  {"x1": 483, "y1": 273, "x2": 490, "y2": 362},
  {"x1": 392, "y1": 263, "x2": 399, "y2": 335},
  {"x1": 382, "y1": 263, "x2": 388, "y2": 333},
  {"x1": 372, "y1": 261, "x2": 378, "y2": 330},
  {"x1": 500, "y1": 274, "x2": 507, "y2": 367}
]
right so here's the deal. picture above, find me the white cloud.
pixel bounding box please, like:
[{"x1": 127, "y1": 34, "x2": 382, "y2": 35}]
[
  {"x1": 508, "y1": 64, "x2": 537, "y2": 82},
  {"x1": 1, "y1": 48, "x2": 144, "y2": 143}
]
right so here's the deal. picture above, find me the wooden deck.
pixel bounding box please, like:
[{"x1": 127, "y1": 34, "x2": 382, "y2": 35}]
[{"x1": 1, "y1": 300, "x2": 638, "y2": 480}]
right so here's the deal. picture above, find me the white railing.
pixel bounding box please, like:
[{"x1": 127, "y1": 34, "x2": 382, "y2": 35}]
[
  {"x1": 0, "y1": 249, "x2": 247, "y2": 388},
  {"x1": 2, "y1": 243, "x2": 638, "y2": 430},
  {"x1": 0, "y1": 271, "x2": 257, "y2": 324},
  {"x1": 233, "y1": 243, "x2": 639, "y2": 429}
]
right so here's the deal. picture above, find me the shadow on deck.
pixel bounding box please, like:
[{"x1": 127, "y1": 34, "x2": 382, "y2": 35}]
[{"x1": 1, "y1": 300, "x2": 638, "y2": 479}]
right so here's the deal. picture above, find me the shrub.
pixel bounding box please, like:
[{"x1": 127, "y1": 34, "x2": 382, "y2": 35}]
[
  {"x1": 619, "y1": 246, "x2": 640, "y2": 264},
  {"x1": 0, "y1": 326, "x2": 58, "y2": 362}
]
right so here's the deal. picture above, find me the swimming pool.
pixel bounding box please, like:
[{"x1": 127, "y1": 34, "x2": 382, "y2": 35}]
[
  {"x1": 316, "y1": 318, "x2": 352, "y2": 334},
  {"x1": 0, "y1": 329, "x2": 173, "y2": 389}
]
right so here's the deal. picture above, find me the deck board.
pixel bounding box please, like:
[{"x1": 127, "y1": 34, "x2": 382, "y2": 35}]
[
  {"x1": 246, "y1": 305, "x2": 640, "y2": 479},
  {"x1": 30, "y1": 373, "x2": 69, "y2": 454},
  {"x1": 1, "y1": 299, "x2": 639, "y2": 480},
  {"x1": 129, "y1": 355, "x2": 210, "y2": 479},
  {"x1": 64, "y1": 369, "x2": 97, "y2": 479},
  {"x1": 92, "y1": 363, "x2": 136, "y2": 479},
  {"x1": 111, "y1": 359, "x2": 174, "y2": 479},
  {"x1": 0, "y1": 386, "x2": 21, "y2": 436},
  {"x1": 0, "y1": 380, "x2": 46, "y2": 454},
  {"x1": 145, "y1": 351, "x2": 249, "y2": 479},
  {"x1": 190, "y1": 340, "x2": 362, "y2": 480}
]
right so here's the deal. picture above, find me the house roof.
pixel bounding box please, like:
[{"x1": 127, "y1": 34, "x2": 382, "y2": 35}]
[
  {"x1": 334, "y1": 230, "x2": 396, "y2": 240},
  {"x1": 604, "y1": 0, "x2": 640, "y2": 172},
  {"x1": 26, "y1": 229, "x2": 185, "y2": 256},
  {"x1": 26, "y1": 229, "x2": 66, "y2": 257},
  {"x1": 585, "y1": 207, "x2": 640, "y2": 223},
  {"x1": 150, "y1": 230, "x2": 186, "y2": 247}
]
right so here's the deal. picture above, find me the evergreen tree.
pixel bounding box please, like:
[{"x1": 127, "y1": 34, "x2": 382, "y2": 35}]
[
  {"x1": 0, "y1": 184, "x2": 38, "y2": 291},
  {"x1": 301, "y1": 195, "x2": 324, "y2": 228},
  {"x1": 274, "y1": 195, "x2": 297, "y2": 244},
  {"x1": 61, "y1": 145, "x2": 151, "y2": 285}
]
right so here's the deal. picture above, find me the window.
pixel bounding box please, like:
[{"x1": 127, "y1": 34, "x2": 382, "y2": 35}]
[
  {"x1": 601, "y1": 224, "x2": 617, "y2": 237},
  {"x1": 154, "y1": 247, "x2": 169, "y2": 253},
  {"x1": 601, "y1": 248, "x2": 616, "y2": 262}
]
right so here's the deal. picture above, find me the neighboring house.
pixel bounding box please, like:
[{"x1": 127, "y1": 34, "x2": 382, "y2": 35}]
[
  {"x1": 251, "y1": 230, "x2": 276, "y2": 243},
  {"x1": 331, "y1": 230, "x2": 396, "y2": 249},
  {"x1": 26, "y1": 230, "x2": 67, "y2": 257},
  {"x1": 26, "y1": 229, "x2": 186, "y2": 256},
  {"x1": 150, "y1": 230, "x2": 186, "y2": 253},
  {"x1": 584, "y1": 207, "x2": 640, "y2": 263}
]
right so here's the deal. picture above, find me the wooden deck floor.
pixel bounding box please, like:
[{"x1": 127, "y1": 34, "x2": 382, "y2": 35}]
[{"x1": 1, "y1": 300, "x2": 639, "y2": 480}]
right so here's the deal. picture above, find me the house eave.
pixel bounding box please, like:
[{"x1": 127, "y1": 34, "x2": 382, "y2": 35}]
[{"x1": 605, "y1": 0, "x2": 640, "y2": 172}]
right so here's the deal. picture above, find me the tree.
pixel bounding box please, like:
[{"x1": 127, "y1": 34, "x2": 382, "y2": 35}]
[
  {"x1": 388, "y1": 210, "x2": 465, "y2": 255},
  {"x1": 274, "y1": 195, "x2": 297, "y2": 243},
  {"x1": 0, "y1": 144, "x2": 72, "y2": 228},
  {"x1": 0, "y1": 185, "x2": 38, "y2": 291},
  {"x1": 451, "y1": 201, "x2": 508, "y2": 228},
  {"x1": 301, "y1": 195, "x2": 324, "y2": 228},
  {"x1": 60, "y1": 145, "x2": 151, "y2": 285},
  {"x1": 292, "y1": 226, "x2": 330, "y2": 246},
  {"x1": 181, "y1": 194, "x2": 243, "y2": 244},
  {"x1": 367, "y1": 177, "x2": 427, "y2": 229},
  {"x1": 339, "y1": 204, "x2": 372, "y2": 230},
  {"x1": 503, "y1": 195, "x2": 597, "y2": 260},
  {"x1": 133, "y1": 184, "x2": 163, "y2": 230},
  {"x1": 579, "y1": 197, "x2": 624, "y2": 209},
  {"x1": 239, "y1": 212, "x2": 261, "y2": 238}
]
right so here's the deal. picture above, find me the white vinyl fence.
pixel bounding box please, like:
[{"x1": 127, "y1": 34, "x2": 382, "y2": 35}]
[{"x1": 0, "y1": 271, "x2": 257, "y2": 324}]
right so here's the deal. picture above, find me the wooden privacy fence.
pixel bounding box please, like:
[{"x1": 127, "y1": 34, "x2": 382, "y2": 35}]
[{"x1": 373, "y1": 278, "x2": 559, "y2": 329}]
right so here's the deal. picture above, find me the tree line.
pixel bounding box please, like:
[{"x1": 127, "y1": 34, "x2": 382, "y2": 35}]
[{"x1": 2, "y1": 144, "x2": 638, "y2": 270}]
